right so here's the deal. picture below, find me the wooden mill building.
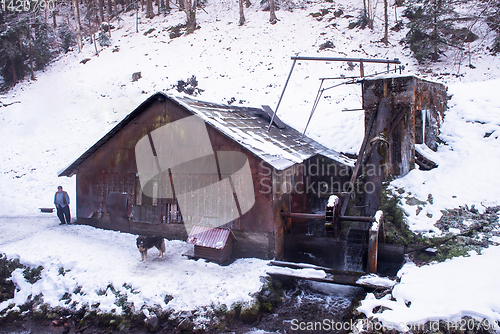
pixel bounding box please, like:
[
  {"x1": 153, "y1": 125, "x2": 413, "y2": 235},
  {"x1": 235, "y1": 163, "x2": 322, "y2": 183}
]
[{"x1": 59, "y1": 93, "x2": 354, "y2": 260}]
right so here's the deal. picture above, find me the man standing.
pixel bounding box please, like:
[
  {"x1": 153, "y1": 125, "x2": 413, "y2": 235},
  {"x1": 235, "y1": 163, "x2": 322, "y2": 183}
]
[{"x1": 54, "y1": 186, "x2": 71, "y2": 225}]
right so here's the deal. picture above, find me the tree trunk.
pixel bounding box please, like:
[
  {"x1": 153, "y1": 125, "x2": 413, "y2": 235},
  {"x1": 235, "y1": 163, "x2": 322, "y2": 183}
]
[
  {"x1": 72, "y1": 0, "x2": 83, "y2": 52},
  {"x1": 28, "y1": 25, "x2": 35, "y2": 80},
  {"x1": 52, "y1": 10, "x2": 57, "y2": 28},
  {"x1": 383, "y1": 0, "x2": 388, "y2": 44},
  {"x1": 269, "y1": 0, "x2": 277, "y2": 24},
  {"x1": 107, "y1": 0, "x2": 113, "y2": 19},
  {"x1": 94, "y1": 33, "x2": 99, "y2": 56},
  {"x1": 239, "y1": 0, "x2": 245, "y2": 25},
  {"x1": 184, "y1": 0, "x2": 196, "y2": 33},
  {"x1": 433, "y1": 8, "x2": 438, "y2": 61},
  {"x1": 29, "y1": 43, "x2": 35, "y2": 80},
  {"x1": 9, "y1": 56, "x2": 18, "y2": 84},
  {"x1": 146, "y1": 0, "x2": 154, "y2": 18},
  {"x1": 365, "y1": 0, "x2": 373, "y2": 29},
  {"x1": 98, "y1": 0, "x2": 105, "y2": 24}
]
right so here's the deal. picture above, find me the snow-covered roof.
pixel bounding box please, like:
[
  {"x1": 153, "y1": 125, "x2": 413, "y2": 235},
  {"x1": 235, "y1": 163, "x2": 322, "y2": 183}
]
[
  {"x1": 172, "y1": 95, "x2": 354, "y2": 170},
  {"x1": 59, "y1": 92, "x2": 353, "y2": 177}
]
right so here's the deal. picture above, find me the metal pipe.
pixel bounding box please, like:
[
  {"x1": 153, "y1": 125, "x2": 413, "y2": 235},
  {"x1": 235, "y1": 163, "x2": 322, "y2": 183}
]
[
  {"x1": 281, "y1": 212, "x2": 375, "y2": 222},
  {"x1": 281, "y1": 212, "x2": 324, "y2": 219},
  {"x1": 301, "y1": 79, "x2": 325, "y2": 138},
  {"x1": 291, "y1": 56, "x2": 400, "y2": 64},
  {"x1": 267, "y1": 58, "x2": 297, "y2": 131},
  {"x1": 339, "y1": 216, "x2": 376, "y2": 222}
]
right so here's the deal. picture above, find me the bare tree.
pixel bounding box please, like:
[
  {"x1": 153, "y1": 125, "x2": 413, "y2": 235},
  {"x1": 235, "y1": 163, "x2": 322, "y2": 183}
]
[
  {"x1": 146, "y1": 0, "x2": 154, "y2": 18},
  {"x1": 107, "y1": 0, "x2": 113, "y2": 19},
  {"x1": 52, "y1": 10, "x2": 57, "y2": 28},
  {"x1": 72, "y1": 0, "x2": 83, "y2": 52},
  {"x1": 98, "y1": 0, "x2": 105, "y2": 24},
  {"x1": 269, "y1": 0, "x2": 277, "y2": 24},
  {"x1": 363, "y1": 0, "x2": 374, "y2": 29},
  {"x1": 239, "y1": 0, "x2": 245, "y2": 25},
  {"x1": 184, "y1": 0, "x2": 197, "y2": 33},
  {"x1": 382, "y1": 0, "x2": 388, "y2": 44}
]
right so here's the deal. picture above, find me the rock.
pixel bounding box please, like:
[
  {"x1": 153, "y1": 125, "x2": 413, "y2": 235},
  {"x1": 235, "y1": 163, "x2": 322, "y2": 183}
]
[
  {"x1": 177, "y1": 318, "x2": 194, "y2": 331},
  {"x1": 239, "y1": 300, "x2": 260, "y2": 324},
  {"x1": 132, "y1": 72, "x2": 142, "y2": 82},
  {"x1": 145, "y1": 315, "x2": 159, "y2": 329}
]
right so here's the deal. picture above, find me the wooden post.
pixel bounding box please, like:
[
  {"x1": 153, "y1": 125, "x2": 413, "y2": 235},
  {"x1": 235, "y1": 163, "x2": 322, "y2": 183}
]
[{"x1": 367, "y1": 210, "x2": 383, "y2": 273}]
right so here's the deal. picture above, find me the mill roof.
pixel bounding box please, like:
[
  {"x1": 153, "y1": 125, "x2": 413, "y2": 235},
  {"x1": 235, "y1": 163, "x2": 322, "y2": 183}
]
[{"x1": 59, "y1": 93, "x2": 353, "y2": 177}]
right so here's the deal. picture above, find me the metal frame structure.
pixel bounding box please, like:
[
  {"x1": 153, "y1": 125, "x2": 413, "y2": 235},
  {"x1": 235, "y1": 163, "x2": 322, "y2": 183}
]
[{"x1": 267, "y1": 55, "x2": 402, "y2": 133}]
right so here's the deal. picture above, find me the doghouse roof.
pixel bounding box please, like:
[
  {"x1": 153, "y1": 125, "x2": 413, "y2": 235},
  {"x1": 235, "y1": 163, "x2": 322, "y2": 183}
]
[
  {"x1": 186, "y1": 225, "x2": 235, "y2": 249},
  {"x1": 59, "y1": 93, "x2": 353, "y2": 177}
]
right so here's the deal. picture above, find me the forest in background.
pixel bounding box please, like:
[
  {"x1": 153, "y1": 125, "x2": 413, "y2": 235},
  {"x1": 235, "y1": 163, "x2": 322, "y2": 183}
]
[{"x1": 0, "y1": 0, "x2": 499, "y2": 91}]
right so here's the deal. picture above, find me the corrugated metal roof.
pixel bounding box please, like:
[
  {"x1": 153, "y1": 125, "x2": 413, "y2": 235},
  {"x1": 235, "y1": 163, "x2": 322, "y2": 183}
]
[
  {"x1": 172, "y1": 95, "x2": 354, "y2": 170},
  {"x1": 59, "y1": 93, "x2": 354, "y2": 177},
  {"x1": 186, "y1": 225, "x2": 234, "y2": 249}
]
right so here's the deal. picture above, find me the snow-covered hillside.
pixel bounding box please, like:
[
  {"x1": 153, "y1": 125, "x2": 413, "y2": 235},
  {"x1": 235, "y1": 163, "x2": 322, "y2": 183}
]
[{"x1": 1, "y1": 0, "x2": 500, "y2": 330}]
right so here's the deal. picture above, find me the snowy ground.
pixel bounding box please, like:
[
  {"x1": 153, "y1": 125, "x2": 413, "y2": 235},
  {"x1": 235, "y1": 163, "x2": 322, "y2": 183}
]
[
  {"x1": 1, "y1": 0, "x2": 500, "y2": 330},
  {"x1": 0, "y1": 217, "x2": 269, "y2": 317}
]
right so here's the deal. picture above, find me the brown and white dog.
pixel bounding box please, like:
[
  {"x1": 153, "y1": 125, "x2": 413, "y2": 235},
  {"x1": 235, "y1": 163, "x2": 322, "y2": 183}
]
[{"x1": 136, "y1": 236, "x2": 166, "y2": 262}]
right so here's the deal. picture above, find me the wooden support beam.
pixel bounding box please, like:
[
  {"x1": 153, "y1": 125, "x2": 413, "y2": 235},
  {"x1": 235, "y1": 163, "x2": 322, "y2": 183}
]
[
  {"x1": 266, "y1": 271, "x2": 389, "y2": 292},
  {"x1": 367, "y1": 211, "x2": 383, "y2": 273},
  {"x1": 340, "y1": 108, "x2": 377, "y2": 216}
]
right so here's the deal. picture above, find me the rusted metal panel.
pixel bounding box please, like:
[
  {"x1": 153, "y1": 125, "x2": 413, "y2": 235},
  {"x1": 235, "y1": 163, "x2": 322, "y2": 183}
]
[{"x1": 186, "y1": 225, "x2": 234, "y2": 249}]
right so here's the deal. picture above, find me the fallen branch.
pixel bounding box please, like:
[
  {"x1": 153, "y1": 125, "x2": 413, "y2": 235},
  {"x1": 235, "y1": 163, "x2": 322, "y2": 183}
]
[{"x1": 0, "y1": 101, "x2": 21, "y2": 108}]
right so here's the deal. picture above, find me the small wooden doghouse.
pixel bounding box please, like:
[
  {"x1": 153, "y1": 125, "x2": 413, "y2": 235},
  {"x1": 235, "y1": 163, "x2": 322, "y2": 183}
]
[
  {"x1": 362, "y1": 75, "x2": 447, "y2": 176},
  {"x1": 186, "y1": 225, "x2": 235, "y2": 264},
  {"x1": 58, "y1": 93, "x2": 354, "y2": 261}
]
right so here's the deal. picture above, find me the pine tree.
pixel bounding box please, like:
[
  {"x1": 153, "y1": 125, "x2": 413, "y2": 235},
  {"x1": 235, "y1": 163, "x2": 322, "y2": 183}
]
[
  {"x1": 0, "y1": 20, "x2": 30, "y2": 88},
  {"x1": 58, "y1": 23, "x2": 75, "y2": 53},
  {"x1": 404, "y1": 0, "x2": 461, "y2": 62},
  {"x1": 32, "y1": 19, "x2": 53, "y2": 70}
]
